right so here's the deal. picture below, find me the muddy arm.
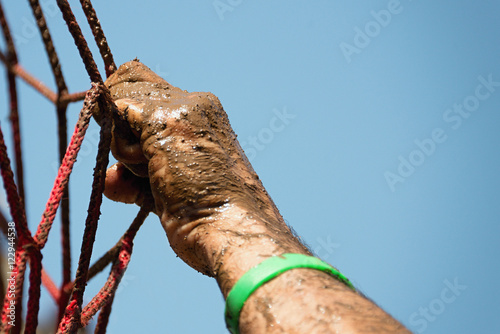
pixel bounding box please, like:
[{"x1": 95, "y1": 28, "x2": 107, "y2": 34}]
[{"x1": 102, "y1": 60, "x2": 410, "y2": 334}]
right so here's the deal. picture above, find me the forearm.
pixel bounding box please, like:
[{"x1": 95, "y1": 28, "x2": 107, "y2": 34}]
[
  {"x1": 161, "y1": 205, "x2": 410, "y2": 334},
  {"x1": 158, "y1": 203, "x2": 310, "y2": 284},
  {"x1": 239, "y1": 267, "x2": 409, "y2": 334},
  {"x1": 103, "y1": 60, "x2": 410, "y2": 333}
]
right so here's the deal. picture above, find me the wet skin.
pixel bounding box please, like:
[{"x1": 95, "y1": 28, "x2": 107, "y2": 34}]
[
  {"x1": 101, "y1": 60, "x2": 410, "y2": 333},
  {"x1": 102, "y1": 60, "x2": 309, "y2": 276}
]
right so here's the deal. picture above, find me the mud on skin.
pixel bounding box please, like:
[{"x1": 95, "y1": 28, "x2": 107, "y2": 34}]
[{"x1": 101, "y1": 60, "x2": 308, "y2": 274}]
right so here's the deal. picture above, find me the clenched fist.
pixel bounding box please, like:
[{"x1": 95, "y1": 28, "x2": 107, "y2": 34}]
[
  {"x1": 98, "y1": 60, "x2": 410, "y2": 334},
  {"x1": 101, "y1": 60, "x2": 307, "y2": 276}
]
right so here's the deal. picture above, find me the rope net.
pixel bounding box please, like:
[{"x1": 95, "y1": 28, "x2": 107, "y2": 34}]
[{"x1": 0, "y1": 1, "x2": 151, "y2": 332}]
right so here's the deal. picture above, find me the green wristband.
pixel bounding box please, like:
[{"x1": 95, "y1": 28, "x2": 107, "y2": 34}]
[{"x1": 224, "y1": 253, "x2": 355, "y2": 334}]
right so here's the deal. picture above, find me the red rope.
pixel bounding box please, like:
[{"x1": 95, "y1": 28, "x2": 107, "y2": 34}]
[
  {"x1": 0, "y1": 1, "x2": 17, "y2": 63},
  {"x1": 0, "y1": 2, "x2": 149, "y2": 332},
  {"x1": 57, "y1": 300, "x2": 79, "y2": 333},
  {"x1": 25, "y1": 250, "x2": 42, "y2": 334},
  {"x1": 0, "y1": 250, "x2": 27, "y2": 333},
  {"x1": 56, "y1": 0, "x2": 103, "y2": 84},
  {"x1": 0, "y1": 3, "x2": 25, "y2": 211},
  {"x1": 79, "y1": 0, "x2": 116, "y2": 77},
  {"x1": 58, "y1": 89, "x2": 113, "y2": 333},
  {"x1": 0, "y1": 7, "x2": 29, "y2": 333},
  {"x1": 0, "y1": 120, "x2": 33, "y2": 246},
  {"x1": 94, "y1": 288, "x2": 115, "y2": 334},
  {"x1": 28, "y1": 0, "x2": 67, "y2": 93},
  {"x1": 34, "y1": 85, "x2": 101, "y2": 248},
  {"x1": 57, "y1": 202, "x2": 151, "y2": 332},
  {"x1": 27, "y1": 3, "x2": 73, "y2": 314},
  {"x1": 7, "y1": 72, "x2": 25, "y2": 212},
  {"x1": 81, "y1": 204, "x2": 151, "y2": 326},
  {"x1": 42, "y1": 267, "x2": 61, "y2": 302},
  {"x1": 80, "y1": 243, "x2": 132, "y2": 326}
]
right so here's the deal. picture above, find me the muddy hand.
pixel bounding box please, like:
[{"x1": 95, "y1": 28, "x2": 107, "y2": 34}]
[
  {"x1": 98, "y1": 61, "x2": 412, "y2": 334},
  {"x1": 101, "y1": 60, "x2": 281, "y2": 273}
]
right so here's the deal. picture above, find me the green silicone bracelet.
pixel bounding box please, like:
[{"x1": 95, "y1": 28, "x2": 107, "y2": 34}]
[{"x1": 224, "y1": 253, "x2": 355, "y2": 334}]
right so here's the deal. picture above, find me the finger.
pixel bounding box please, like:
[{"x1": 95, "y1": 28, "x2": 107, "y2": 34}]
[
  {"x1": 105, "y1": 60, "x2": 179, "y2": 92},
  {"x1": 110, "y1": 99, "x2": 148, "y2": 165},
  {"x1": 114, "y1": 99, "x2": 144, "y2": 135},
  {"x1": 110, "y1": 129, "x2": 146, "y2": 165},
  {"x1": 104, "y1": 162, "x2": 150, "y2": 205}
]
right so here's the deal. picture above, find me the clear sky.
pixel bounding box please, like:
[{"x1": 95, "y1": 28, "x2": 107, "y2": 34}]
[{"x1": 0, "y1": 1, "x2": 499, "y2": 333}]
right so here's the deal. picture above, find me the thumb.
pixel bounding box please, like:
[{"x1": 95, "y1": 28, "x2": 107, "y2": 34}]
[{"x1": 104, "y1": 162, "x2": 151, "y2": 206}]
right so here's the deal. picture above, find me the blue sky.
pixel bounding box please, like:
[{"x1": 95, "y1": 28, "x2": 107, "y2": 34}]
[{"x1": 0, "y1": 1, "x2": 499, "y2": 333}]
